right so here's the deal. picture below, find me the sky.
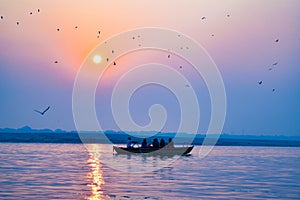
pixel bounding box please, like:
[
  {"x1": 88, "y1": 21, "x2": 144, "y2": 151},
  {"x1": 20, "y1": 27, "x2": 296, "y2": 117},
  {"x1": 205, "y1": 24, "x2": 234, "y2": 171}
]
[{"x1": 0, "y1": 0, "x2": 299, "y2": 136}]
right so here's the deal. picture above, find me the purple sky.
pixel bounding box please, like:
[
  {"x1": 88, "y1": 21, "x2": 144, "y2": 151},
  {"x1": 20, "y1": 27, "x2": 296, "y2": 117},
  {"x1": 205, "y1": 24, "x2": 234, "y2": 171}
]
[{"x1": 0, "y1": 1, "x2": 300, "y2": 135}]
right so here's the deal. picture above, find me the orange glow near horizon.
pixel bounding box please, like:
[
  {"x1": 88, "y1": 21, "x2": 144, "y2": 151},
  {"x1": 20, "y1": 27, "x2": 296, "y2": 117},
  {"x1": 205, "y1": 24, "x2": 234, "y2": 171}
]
[{"x1": 1, "y1": 1, "x2": 299, "y2": 77}]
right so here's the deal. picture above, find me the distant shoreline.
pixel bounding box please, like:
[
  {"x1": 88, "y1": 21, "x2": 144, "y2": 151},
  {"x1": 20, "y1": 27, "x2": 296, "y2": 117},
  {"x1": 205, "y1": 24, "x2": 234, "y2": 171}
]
[{"x1": 0, "y1": 132, "x2": 299, "y2": 147}]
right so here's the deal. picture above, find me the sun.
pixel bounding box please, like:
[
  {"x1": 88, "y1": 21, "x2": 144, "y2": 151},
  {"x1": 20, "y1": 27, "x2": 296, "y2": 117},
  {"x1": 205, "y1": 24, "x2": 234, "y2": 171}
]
[{"x1": 93, "y1": 55, "x2": 102, "y2": 64}]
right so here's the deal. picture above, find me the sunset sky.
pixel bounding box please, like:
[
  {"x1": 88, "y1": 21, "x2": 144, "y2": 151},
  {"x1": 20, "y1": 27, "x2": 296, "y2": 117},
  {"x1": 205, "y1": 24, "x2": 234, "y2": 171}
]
[{"x1": 0, "y1": 0, "x2": 299, "y2": 135}]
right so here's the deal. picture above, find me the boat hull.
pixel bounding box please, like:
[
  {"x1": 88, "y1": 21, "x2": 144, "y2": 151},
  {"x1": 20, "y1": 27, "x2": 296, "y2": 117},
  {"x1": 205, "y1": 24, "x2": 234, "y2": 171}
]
[{"x1": 113, "y1": 146, "x2": 193, "y2": 156}]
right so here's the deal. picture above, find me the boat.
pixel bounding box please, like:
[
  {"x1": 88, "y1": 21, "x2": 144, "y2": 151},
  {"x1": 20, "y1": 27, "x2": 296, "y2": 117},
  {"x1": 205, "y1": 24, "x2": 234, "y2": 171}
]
[{"x1": 113, "y1": 146, "x2": 194, "y2": 156}]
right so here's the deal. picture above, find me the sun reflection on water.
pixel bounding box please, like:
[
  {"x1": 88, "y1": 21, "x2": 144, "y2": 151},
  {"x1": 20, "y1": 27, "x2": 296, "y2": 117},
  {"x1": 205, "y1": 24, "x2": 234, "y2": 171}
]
[{"x1": 86, "y1": 144, "x2": 105, "y2": 200}]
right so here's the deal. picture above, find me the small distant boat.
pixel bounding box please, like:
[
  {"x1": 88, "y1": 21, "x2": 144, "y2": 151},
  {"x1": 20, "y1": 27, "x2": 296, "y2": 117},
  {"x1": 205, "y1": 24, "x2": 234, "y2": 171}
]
[{"x1": 113, "y1": 146, "x2": 194, "y2": 156}]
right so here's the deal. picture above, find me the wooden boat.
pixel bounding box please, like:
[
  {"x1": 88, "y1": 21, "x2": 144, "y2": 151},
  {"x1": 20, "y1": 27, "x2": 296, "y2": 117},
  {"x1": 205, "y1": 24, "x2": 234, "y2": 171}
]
[{"x1": 113, "y1": 146, "x2": 194, "y2": 156}]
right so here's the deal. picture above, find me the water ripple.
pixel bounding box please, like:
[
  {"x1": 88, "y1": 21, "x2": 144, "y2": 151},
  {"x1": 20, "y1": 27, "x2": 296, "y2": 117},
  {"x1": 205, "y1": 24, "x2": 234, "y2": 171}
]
[{"x1": 0, "y1": 144, "x2": 299, "y2": 199}]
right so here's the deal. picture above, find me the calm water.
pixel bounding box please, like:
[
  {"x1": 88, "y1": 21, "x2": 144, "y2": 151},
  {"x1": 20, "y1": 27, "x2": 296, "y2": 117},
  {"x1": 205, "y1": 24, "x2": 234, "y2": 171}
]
[{"x1": 0, "y1": 144, "x2": 299, "y2": 199}]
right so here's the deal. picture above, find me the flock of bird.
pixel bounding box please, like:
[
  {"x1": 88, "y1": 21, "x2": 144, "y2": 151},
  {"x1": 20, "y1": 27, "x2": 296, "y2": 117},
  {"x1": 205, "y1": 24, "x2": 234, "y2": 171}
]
[
  {"x1": 200, "y1": 14, "x2": 281, "y2": 92},
  {"x1": 257, "y1": 38, "x2": 281, "y2": 92},
  {"x1": 1, "y1": 10, "x2": 52, "y2": 116},
  {"x1": 0, "y1": 9, "x2": 296, "y2": 117}
]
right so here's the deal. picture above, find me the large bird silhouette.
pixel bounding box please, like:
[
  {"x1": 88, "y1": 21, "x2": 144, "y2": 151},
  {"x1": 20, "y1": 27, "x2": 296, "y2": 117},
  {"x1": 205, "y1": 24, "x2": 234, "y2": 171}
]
[{"x1": 34, "y1": 106, "x2": 50, "y2": 115}]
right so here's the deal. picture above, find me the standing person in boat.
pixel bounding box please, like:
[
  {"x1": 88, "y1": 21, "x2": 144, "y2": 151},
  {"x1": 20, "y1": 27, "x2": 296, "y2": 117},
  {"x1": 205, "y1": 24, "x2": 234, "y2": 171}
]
[
  {"x1": 152, "y1": 138, "x2": 160, "y2": 148},
  {"x1": 141, "y1": 138, "x2": 147, "y2": 148},
  {"x1": 127, "y1": 137, "x2": 133, "y2": 148},
  {"x1": 160, "y1": 138, "x2": 166, "y2": 148},
  {"x1": 167, "y1": 138, "x2": 174, "y2": 148}
]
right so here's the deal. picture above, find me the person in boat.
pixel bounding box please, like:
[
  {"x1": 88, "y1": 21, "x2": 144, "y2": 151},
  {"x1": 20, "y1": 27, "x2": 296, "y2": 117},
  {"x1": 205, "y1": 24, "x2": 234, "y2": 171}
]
[
  {"x1": 167, "y1": 138, "x2": 174, "y2": 148},
  {"x1": 152, "y1": 138, "x2": 160, "y2": 148},
  {"x1": 127, "y1": 137, "x2": 133, "y2": 148},
  {"x1": 160, "y1": 138, "x2": 166, "y2": 148},
  {"x1": 141, "y1": 138, "x2": 147, "y2": 148}
]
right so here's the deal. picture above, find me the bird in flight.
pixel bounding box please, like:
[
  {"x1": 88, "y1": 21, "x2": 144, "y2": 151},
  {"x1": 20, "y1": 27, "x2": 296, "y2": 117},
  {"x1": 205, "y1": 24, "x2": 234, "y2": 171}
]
[
  {"x1": 34, "y1": 106, "x2": 50, "y2": 115},
  {"x1": 258, "y1": 81, "x2": 263, "y2": 85},
  {"x1": 275, "y1": 39, "x2": 279, "y2": 43},
  {"x1": 201, "y1": 16, "x2": 206, "y2": 20}
]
